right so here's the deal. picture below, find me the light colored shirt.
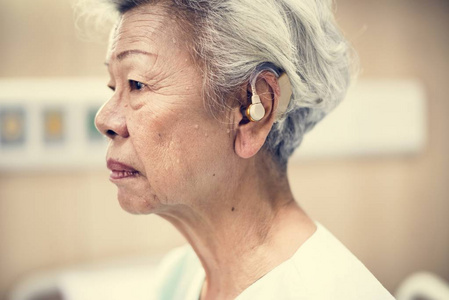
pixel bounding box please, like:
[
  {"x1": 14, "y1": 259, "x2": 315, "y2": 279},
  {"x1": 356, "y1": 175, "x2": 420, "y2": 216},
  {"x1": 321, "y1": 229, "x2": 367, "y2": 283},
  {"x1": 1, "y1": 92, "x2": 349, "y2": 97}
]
[{"x1": 154, "y1": 222, "x2": 395, "y2": 299}]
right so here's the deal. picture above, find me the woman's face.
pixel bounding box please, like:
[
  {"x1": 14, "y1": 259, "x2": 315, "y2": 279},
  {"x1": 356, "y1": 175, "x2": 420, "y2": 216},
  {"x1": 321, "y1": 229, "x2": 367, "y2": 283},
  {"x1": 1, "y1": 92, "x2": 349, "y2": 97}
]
[{"x1": 95, "y1": 5, "x2": 237, "y2": 214}]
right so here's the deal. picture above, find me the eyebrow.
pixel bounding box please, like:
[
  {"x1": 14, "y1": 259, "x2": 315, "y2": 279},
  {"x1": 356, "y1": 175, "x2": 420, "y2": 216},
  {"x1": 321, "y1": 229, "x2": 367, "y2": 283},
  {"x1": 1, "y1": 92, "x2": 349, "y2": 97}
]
[{"x1": 104, "y1": 49, "x2": 156, "y2": 66}]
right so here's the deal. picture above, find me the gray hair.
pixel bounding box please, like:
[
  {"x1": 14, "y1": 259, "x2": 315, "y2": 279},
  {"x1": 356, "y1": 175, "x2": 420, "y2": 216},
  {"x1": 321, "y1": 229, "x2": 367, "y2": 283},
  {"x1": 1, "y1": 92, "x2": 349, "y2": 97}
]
[{"x1": 105, "y1": 0, "x2": 355, "y2": 169}]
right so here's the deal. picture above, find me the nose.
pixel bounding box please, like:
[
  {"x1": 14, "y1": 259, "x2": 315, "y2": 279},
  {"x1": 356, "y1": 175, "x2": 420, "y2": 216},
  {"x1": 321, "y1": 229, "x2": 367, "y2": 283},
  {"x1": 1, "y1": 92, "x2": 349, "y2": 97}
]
[{"x1": 95, "y1": 96, "x2": 129, "y2": 139}]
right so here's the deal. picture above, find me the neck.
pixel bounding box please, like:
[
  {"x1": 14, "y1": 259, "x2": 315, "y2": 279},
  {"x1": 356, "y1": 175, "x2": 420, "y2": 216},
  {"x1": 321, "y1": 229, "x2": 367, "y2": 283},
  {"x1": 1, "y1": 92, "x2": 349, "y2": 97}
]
[{"x1": 157, "y1": 162, "x2": 316, "y2": 300}]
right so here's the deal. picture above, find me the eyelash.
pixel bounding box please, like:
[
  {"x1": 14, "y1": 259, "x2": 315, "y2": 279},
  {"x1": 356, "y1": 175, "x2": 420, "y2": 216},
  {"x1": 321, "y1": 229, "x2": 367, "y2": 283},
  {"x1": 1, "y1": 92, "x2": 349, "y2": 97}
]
[
  {"x1": 106, "y1": 80, "x2": 146, "y2": 92},
  {"x1": 129, "y1": 79, "x2": 145, "y2": 91}
]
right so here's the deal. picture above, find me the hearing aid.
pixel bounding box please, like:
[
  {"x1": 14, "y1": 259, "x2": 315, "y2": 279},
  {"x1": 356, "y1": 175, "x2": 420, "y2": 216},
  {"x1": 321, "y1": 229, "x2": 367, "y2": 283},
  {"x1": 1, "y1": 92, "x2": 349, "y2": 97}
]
[
  {"x1": 245, "y1": 80, "x2": 266, "y2": 122},
  {"x1": 245, "y1": 63, "x2": 292, "y2": 122}
]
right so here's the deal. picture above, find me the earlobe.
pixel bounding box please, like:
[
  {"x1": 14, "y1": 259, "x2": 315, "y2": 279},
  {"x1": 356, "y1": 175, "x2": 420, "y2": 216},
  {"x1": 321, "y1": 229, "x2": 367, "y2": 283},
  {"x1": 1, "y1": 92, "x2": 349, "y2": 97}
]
[{"x1": 235, "y1": 125, "x2": 267, "y2": 159}]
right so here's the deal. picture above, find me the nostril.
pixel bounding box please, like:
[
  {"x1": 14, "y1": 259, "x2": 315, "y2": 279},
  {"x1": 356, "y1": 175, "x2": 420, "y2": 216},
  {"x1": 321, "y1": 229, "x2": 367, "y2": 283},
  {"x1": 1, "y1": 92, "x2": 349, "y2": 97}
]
[{"x1": 106, "y1": 129, "x2": 117, "y2": 137}]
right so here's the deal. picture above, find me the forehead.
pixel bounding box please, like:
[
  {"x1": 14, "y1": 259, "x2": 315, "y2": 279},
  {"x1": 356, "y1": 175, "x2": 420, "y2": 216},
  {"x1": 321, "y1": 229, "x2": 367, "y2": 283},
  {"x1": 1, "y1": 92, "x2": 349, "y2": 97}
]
[{"x1": 106, "y1": 4, "x2": 178, "y2": 62}]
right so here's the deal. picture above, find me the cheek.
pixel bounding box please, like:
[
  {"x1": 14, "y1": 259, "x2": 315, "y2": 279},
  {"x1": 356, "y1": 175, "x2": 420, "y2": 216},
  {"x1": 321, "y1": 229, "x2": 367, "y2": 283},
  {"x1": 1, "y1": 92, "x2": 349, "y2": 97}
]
[
  {"x1": 128, "y1": 108, "x2": 200, "y2": 192},
  {"x1": 126, "y1": 99, "x2": 233, "y2": 206}
]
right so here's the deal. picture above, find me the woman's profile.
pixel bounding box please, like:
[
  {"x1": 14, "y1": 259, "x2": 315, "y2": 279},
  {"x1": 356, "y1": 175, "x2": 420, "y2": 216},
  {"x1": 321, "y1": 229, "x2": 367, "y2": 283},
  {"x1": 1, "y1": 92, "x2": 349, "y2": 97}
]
[{"x1": 93, "y1": 0, "x2": 395, "y2": 299}]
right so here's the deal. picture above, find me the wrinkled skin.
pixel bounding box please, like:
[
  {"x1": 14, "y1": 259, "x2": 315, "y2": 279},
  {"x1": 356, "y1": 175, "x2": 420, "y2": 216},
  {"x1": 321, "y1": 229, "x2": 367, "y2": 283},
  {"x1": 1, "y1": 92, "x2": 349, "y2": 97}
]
[{"x1": 96, "y1": 6, "x2": 239, "y2": 214}]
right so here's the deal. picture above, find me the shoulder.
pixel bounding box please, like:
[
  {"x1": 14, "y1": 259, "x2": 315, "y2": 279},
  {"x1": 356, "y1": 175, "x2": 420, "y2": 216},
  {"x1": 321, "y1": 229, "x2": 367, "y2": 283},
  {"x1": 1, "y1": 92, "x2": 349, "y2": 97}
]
[
  {"x1": 290, "y1": 222, "x2": 395, "y2": 299},
  {"x1": 238, "y1": 222, "x2": 395, "y2": 300}
]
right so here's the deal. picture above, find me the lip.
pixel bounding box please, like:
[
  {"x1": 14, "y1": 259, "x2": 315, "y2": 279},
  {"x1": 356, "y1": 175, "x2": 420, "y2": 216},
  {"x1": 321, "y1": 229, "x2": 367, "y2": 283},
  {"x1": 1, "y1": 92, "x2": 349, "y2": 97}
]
[{"x1": 107, "y1": 159, "x2": 140, "y2": 181}]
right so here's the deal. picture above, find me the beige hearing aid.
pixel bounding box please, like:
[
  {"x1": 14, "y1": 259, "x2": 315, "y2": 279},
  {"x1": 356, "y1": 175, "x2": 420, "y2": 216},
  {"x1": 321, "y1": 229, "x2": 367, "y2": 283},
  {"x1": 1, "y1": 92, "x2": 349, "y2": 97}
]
[
  {"x1": 245, "y1": 83, "x2": 266, "y2": 122},
  {"x1": 245, "y1": 71, "x2": 292, "y2": 122},
  {"x1": 276, "y1": 72, "x2": 293, "y2": 119}
]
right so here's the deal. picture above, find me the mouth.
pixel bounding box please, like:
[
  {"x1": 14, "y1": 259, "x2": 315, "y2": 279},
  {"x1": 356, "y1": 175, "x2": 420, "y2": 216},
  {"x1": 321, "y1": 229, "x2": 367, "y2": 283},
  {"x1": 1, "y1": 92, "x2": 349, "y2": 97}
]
[{"x1": 107, "y1": 159, "x2": 140, "y2": 181}]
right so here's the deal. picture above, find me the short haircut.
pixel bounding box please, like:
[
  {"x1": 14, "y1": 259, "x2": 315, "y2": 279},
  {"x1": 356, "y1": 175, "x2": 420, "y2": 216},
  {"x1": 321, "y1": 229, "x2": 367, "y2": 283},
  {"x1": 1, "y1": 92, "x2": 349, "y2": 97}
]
[{"x1": 104, "y1": 0, "x2": 356, "y2": 169}]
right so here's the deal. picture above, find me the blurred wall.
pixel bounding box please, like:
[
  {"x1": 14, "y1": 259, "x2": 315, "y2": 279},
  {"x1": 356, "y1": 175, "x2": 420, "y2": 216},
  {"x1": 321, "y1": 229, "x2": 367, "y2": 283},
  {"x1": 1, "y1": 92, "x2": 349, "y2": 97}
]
[{"x1": 1, "y1": 0, "x2": 448, "y2": 298}]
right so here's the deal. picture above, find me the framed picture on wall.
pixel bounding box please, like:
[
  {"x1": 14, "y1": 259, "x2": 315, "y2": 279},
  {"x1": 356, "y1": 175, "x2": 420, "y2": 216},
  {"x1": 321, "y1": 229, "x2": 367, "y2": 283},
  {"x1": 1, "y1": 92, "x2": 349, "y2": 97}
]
[
  {"x1": 42, "y1": 106, "x2": 66, "y2": 145},
  {"x1": 0, "y1": 105, "x2": 27, "y2": 148}
]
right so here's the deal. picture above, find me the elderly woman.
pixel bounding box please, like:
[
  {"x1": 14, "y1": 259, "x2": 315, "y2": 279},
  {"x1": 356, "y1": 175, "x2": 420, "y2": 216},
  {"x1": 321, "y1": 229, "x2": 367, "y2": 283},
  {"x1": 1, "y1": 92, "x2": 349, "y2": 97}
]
[{"x1": 94, "y1": 0, "x2": 394, "y2": 299}]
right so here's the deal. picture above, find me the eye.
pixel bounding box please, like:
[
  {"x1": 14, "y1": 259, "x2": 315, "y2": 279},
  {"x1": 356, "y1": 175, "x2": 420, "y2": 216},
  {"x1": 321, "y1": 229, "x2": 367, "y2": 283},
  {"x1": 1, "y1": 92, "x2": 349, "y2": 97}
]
[{"x1": 129, "y1": 80, "x2": 145, "y2": 91}]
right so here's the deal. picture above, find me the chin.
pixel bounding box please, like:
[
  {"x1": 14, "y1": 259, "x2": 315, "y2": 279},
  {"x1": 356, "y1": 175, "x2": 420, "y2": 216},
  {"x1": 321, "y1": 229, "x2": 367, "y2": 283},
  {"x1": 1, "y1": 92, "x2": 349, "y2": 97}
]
[{"x1": 117, "y1": 190, "x2": 158, "y2": 215}]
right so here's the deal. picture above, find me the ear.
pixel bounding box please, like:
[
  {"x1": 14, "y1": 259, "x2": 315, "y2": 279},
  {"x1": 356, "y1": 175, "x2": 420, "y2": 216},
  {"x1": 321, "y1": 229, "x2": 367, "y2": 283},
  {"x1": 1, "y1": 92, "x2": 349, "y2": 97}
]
[{"x1": 233, "y1": 71, "x2": 281, "y2": 159}]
